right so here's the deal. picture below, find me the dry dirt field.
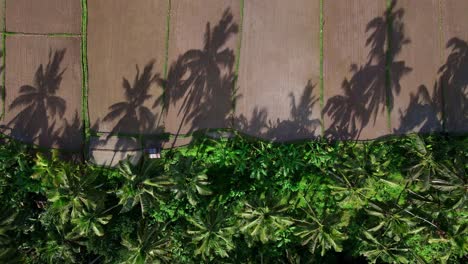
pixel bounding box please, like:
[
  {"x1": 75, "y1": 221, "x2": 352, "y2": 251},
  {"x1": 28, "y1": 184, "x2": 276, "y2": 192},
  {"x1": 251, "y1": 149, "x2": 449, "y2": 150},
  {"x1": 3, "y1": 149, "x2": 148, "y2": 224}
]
[{"x1": 0, "y1": 0, "x2": 466, "y2": 160}]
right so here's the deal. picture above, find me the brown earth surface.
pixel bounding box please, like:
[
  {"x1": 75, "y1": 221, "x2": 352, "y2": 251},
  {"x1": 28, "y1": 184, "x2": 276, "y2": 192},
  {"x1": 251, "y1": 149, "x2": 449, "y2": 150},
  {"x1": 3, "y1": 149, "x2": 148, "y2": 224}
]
[
  {"x1": 165, "y1": 0, "x2": 241, "y2": 136},
  {"x1": 162, "y1": 136, "x2": 193, "y2": 149},
  {"x1": 0, "y1": 35, "x2": 83, "y2": 151},
  {"x1": 323, "y1": 0, "x2": 389, "y2": 140},
  {"x1": 390, "y1": 0, "x2": 443, "y2": 134},
  {"x1": 440, "y1": 0, "x2": 468, "y2": 133},
  {"x1": 235, "y1": 0, "x2": 321, "y2": 141},
  {"x1": 87, "y1": 0, "x2": 167, "y2": 135},
  {"x1": 0, "y1": 0, "x2": 4, "y2": 31},
  {"x1": 89, "y1": 135, "x2": 142, "y2": 167},
  {"x1": 6, "y1": 0, "x2": 81, "y2": 34},
  {"x1": 1, "y1": 0, "x2": 468, "y2": 160}
]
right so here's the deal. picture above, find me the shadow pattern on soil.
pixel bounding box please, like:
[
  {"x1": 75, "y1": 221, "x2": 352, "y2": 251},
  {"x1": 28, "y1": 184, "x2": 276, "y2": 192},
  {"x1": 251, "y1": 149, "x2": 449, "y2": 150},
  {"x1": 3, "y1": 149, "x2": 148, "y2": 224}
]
[
  {"x1": 1, "y1": 49, "x2": 83, "y2": 151},
  {"x1": 5, "y1": 2, "x2": 466, "y2": 158},
  {"x1": 165, "y1": 8, "x2": 238, "y2": 144},
  {"x1": 234, "y1": 81, "x2": 321, "y2": 141},
  {"x1": 91, "y1": 60, "x2": 165, "y2": 164},
  {"x1": 395, "y1": 38, "x2": 468, "y2": 134},
  {"x1": 94, "y1": 60, "x2": 164, "y2": 155},
  {"x1": 439, "y1": 38, "x2": 468, "y2": 132},
  {"x1": 323, "y1": 0, "x2": 412, "y2": 140}
]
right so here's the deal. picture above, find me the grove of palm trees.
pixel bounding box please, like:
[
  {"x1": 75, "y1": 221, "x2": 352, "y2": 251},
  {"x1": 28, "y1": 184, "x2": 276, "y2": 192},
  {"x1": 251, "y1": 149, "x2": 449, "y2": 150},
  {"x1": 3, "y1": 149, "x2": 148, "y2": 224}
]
[{"x1": 0, "y1": 133, "x2": 466, "y2": 263}]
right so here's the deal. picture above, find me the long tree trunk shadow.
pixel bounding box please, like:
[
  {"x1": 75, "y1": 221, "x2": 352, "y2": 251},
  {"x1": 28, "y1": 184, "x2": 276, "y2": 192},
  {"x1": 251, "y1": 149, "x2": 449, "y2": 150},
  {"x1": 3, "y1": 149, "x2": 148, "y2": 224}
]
[
  {"x1": 165, "y1": 8, "x2": 238, "y2": 147},
  {"x1": 323, "y1": 0, "x2": 411, "y2": 140}
]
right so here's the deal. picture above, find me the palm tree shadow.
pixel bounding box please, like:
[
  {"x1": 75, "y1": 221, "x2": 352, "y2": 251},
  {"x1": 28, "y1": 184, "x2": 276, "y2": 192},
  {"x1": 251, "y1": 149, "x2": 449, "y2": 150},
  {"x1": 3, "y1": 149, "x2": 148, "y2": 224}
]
[
  {"x1": 55, "y1": 111, "x2": 83, "y2": 150},
  {"x1": 100, "y1": 60, "x2": 163, "y2": 152},
  {"x1": 5, "y1": 49, "x2": 69, "y2": 148},
  {"x1": 165, "y1": 8, "x2": 238, "y2": 141},
  {"x1": 323, "y1": 0, "x2": 411, "y2": 140},
  {"x1": 235, "y1": 81, "x2": 321, "y2": 141},
  {"x1": 396, "y1": 37, "x2": 468, "y2": 134},
  {"x1": 266, "y1": 81, "x2": 321, "y2": 140},
  {"x1": 395, "y1": 85, "x2": 442, "y2": 133},
  {"x1": 438, "y1": 37, "x2": 468, "y2": 132}
]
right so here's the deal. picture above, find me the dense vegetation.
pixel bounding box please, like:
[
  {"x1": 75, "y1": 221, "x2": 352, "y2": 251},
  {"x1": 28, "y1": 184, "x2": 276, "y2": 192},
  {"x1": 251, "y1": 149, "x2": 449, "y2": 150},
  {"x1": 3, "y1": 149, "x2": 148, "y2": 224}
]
[{"x1": 0, "y1": 133, "x2": 466, "y2": 263}]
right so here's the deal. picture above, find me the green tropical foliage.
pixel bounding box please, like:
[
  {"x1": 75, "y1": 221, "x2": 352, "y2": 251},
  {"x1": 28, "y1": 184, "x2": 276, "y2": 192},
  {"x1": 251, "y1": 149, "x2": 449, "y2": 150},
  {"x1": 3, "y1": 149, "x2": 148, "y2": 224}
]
[
  {"x1": 119, "y1": 221, "x2": 171, "y2": 264},
  {"x1": 0, "y1": 205, "x2": 20, "y2": 263},
  {"x1": 187, "y1": 209, "x2": 236, "y2": 260},
  {"x1": 239, "y1": 193, "x2": 293, "y2": 244},
  {"x1": 164, "y1": 154, "x2": 213, "y2": 206},
  {"x1": 0, "y1": 133, "x2": 466, "y2": 263},
  {"x1": 116, "y1": 159, "x2": 172, "y2": 215},
  {"x1": 294, "y1": 199, "x2": 348, "y2": 256},
  {"x1": 33, "y1": 152, "x2": 104, "y2": 223}
]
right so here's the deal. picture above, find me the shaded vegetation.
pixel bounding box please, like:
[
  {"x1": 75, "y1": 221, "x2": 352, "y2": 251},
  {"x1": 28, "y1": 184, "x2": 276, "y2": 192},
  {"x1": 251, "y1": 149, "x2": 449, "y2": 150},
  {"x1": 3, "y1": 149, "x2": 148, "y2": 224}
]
[{"x1": 0, "y1": 132, "x2": 466, "y2": 263}]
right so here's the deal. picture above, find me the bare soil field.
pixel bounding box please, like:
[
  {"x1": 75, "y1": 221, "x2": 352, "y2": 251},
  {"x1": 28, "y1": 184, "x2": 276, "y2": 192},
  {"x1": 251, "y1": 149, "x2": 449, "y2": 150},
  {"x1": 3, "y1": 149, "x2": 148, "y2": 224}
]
[
  {"x1": 441, "y1": 0, "x2": 468, "y2": 133},
  {"x1": 323, "y1": 0, "x2": 389, "y2": 140},
  {"x1": 1, "y1": 35, "x2": 82, "y2": 151},
  {"x1": 89, "y1": 135, "x2": 142, "y2": 167},
  {"x1": 87, "y1": 0, "x2": 167, "y2": 135},
  {"x1": 165, "y1": 0, "x2": 241, "y2": 135},
  {"x1": 389, "y1": 0, "x2": 443, "y2": 134},
  {"x1": 6, "y1": 0, "x2": 81, "y2": 34},
  {"x1": 235, "y1": 0, "x2": 321, "y2": 141}
]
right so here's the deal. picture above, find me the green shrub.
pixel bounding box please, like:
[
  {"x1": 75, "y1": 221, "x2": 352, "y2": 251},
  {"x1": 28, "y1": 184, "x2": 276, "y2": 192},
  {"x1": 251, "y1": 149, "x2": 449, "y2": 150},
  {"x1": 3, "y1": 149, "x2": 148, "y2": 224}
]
[{"x1": 0, "y1": 133, "x2": 466, "y2": 263}]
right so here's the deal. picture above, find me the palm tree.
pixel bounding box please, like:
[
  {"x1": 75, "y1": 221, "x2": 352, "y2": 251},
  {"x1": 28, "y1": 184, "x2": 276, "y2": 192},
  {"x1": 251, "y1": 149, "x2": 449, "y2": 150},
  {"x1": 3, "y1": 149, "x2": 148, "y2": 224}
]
[
  {"x1": 403, "y1": 135, "x2": 453, "y2": 190},
  {"x1": 103, "y1": 60, "x2": 162, "y2": 135},
  {"x1": 364, "y1": 202, "x2": 418, "y2": 240},
  {"x1": 68, "y1": 201, "x2": 113, "y2": 239},
  {"x1": 238, "y1": 193, "x2": 293, "y2": 244},
  {"x1": 33, "y1": 152, "x2": 103, "y2": 224},
  {"x1": 164, "y1": 154, "x2": 212, "y2": 206},
  {"x1": 0, "y1": 205, "x2": 21, "y2": 263},
  {"x1": 166, "y1": 8, "x2": 238, "y2": 135},
  {"x1": 430, "y1": 155, "x2": 467, "y2": 210},
  {"x1": 294, "y1": 199, "x2": 347, "y2": 256},
  {"x1": 120, "y1": 220, "x2": 171, "y2": 264},
  {"x1": 187, "y1": 209, "x2": 236, "y2": 260},
  {"x1": 8, "y1": 49, "x2": 67, "y2": 146},
  {"x1": 359, "y1": 230, "x2": 414, "y2": 264},
  {"x1": 36, "y1": 221, "x2": 83, "y2": 264},
  {"x1": 328, "y1": 170, "x2": 372, "y2": 210},
  {"x1": 116, "y1": 158, "x2": 173, "y2": 216}
]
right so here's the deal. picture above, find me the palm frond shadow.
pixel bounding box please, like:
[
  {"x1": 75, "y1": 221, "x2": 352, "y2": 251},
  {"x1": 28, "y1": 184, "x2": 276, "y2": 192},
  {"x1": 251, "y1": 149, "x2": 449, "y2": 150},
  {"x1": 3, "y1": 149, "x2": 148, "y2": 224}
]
[
  {"x1": 396, "y1": 38, "x2": 468, "y2": 133},
  {"x1": 235, "y1": 81, "x2": 321, "y2": 141},
  {"x1": 3, "y1": 49, "x2": 82, "y2": 151},
  {"x1": 165, "y1": 8, "x2": 238, "y2": 142},
  {"x1": 323, "y1": 1, "x2": 412, "y2": 140},
  {"x1": 98, "y1": 60, "x2": 164, "y2": 153},
  {"x1": 395, "y1": 85, "x2": 442, "y2": 134},
  {"x1": 438, "y1": 37, "x2": 468, "y2": 131},
  {"x1": 103, "y1": 60, "x2": 163, "y2": 134}
]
